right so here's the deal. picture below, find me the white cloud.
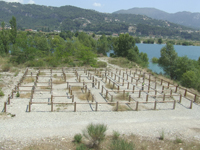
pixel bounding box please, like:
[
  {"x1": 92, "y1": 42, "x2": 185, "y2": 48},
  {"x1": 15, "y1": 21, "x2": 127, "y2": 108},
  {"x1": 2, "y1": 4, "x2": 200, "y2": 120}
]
[
  {"x1": 93, "y1": 2, "x2": 101, "y2": 7},
  {"x1": 1, "y1": 0, "x2": 23, "y2": 3},
  {"x1": 28, "y1": 0, "x2": 34, "y2": 4}
]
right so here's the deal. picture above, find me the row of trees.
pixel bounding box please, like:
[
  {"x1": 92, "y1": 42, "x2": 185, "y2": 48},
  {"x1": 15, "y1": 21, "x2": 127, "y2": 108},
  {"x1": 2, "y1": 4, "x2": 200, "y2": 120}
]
[
  {"x1": 158, "y1": 43, "x2": 200, "y2": 91},
  {"x1": 1, "y1": 17, "x2": 148, "y2": 69}
]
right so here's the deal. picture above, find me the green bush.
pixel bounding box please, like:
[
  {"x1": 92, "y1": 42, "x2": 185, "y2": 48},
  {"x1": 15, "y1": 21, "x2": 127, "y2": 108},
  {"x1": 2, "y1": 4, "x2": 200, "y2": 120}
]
[
  {"x1": 112, "y1": 131, "x2": 120, "y2": 140},
  {"x1": 0, "y1": 89, "x2": 4, "y2": 97},
  {"x1": 74, "y1": 134, "x2": 82, "y2": 143},
  {"x1": 110, "y1": 138, "x2": 135, "y2": 150},
  {"x1": 16, "y1": 91, "x2": 20, "y2": 97},
  {"x1": 151, "y1": 57, "x2": 159, "y2": 63},
  {"x1": 76, "y1": 144, "x2": 88, "y2": 150},
  {"x1": 2, "y1": 63, "x2": 12, "y2": 72},
  {"x1": 83, "y1": 123, "x2": 107, "y2": 148},
  {"x1": 96, "y1": 61, "x2": 107, "y2": 68}
]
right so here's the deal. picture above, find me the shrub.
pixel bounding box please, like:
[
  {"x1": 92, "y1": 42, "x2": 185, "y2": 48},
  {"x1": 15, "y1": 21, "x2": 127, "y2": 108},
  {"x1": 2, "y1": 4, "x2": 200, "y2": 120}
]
[
  {"x1": 0, "y1": 89, "x2": 4, "y2": 97},
  {"x1": 159, "y1": 129, "x2": 165, "y2": 140},
  {"x1": 16, "y1": 91, "x2": 20, "y2": 97},
  {"x1": 76, "y1": 144, "x2": 88, "y2": 150},
  {"x1": 2, "y1": 63, "x2": 12, "y2": 72},
  {"x1": 74, "y1": 134, "x2": 83, "y2": 143},
  {"x1": 175, "y1": 137, "x2": 183, "y2": 144},
  {"x1": 96, "y1": 61, "x2": 107, "y2": 68},
  {"x1": 83, "y1": 123, "x2": 107, "y2": 148},
  {"x1": 110, "y1": 138, "x2": 135, "y2": 150},
  {"x1": 151, "y1": 57, "x2": 159, "y2": 63},
  {"x1": 112, "y1": 131, "x2": 120, "y2": 140}
]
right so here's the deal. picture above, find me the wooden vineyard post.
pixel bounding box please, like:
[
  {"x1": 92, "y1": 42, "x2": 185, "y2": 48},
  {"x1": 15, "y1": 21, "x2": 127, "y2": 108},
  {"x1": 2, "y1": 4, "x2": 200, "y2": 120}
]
[
  {"x1": 136, "y1": 101, "x2": 139, "y2": 111},
  {"x1": 162, "y1": 86, "x2": 164, "y2": 93},
  {"x1": 29, "y1": 102, "x2": 31, "y2": 112},
  {"x1": 146, "y1": 94, "x2": 149, "y2": 102},
  {"x1": 8, "y1": 95, "x2": 10, "y2": 105},
  {"x1": 170, "y1": 89, "x2": 173, "y2": 97},
  {"x1": 132, "y1": 85, "x2": 135, "y2": 93},
  {"x1": 168, "y1": 82, "x2": 170, "y2": 89},
  {"x1": 154, "y1": 101, "x2": 157, "y2": 110},
  {"x1": 179, "y1": 94, "x2": 182, "y2": 103},
  {"x1": 139, "y1": 90, "x2": 141, "y2": 98},
  {"x1": 106, "y1": 90, "x2": 108, "y2": 98},
  {"x1": 51, "y1": 95, "x2": 53, "y2": 112},
  {"x1": 129, "y1": 95, "x2": 131, "y2": 102},
  {"x1": 184, "y1": 89, "x2": 187, "y2": 97},
  {"x1": 118, "y1": 86, "x2": 120, "y2": 93},
  {"x1": 175, "y1": 86, "x2": 178, "y2": 93},
  {"x1": 194, "y1": 94, "x2": 197, "y2": 102},
  {"x1": 101, "y1": 86, "x2": 103, "y2": 94},
  {"x1": 116, "y1": 101, "x2": 119, "y2": 111},
  {"x1": 173, "y1": 101, "x2": 176, "y2": 109},
  {"x1": 74, "y1": 102, "x2": 76, "y2": 112},
  {"x1": 161, "y1": 79, "x2": 163, "y2": 85},
  {"x1": 123, "y1": 90, "x2": 125, "y2": 97},
  {"x1": 155, "y1": 90, "x2": 157, "y2": 98},
  {"x1": 163, "y1": 94, "x2": 165, "y2": 101},
  {"x1": 96, "y1": 102, "x2": 98, "y2": 111},
  {"x1": 123, "y1": 79, "x2": 124, "y2": 86},
  {"x1": 190, "y1": 100, "x2": 193, "y2": 109},
  {"x1": 4, "y1": 102, "x2": 6, "y2": 112},
  {"x1": 98, "y1": 81, "x2": 100, "y2": 89},
  {"x1": 72, "y1": 95, "x2": 74, "y2": 102},
  {"x1": 127, "y1": 82, "x2": 129, "y2": 89}
]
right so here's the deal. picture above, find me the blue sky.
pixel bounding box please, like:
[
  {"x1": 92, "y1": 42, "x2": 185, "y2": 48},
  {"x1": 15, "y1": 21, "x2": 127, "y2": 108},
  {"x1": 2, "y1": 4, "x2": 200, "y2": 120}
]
[{"x1": 1, "y1": 0, "x2": 200, "y2": 13}]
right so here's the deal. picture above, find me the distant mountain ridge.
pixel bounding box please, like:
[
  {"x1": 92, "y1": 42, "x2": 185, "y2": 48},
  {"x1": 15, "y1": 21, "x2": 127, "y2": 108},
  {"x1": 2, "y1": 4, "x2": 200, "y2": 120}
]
[{"x1": 113, "y1": 8, "x2": 200, "y2": 29}]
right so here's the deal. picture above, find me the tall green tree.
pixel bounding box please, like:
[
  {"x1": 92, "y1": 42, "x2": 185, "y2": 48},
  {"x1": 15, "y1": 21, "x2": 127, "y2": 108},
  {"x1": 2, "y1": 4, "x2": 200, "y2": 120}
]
[
  {"x1": 0, "y1": 22, "x2": 10, "y2": 54},
  {"x1": 9, "y1": 16, "x2": 17, "y2": 44},
  {"x1": 97, "y1": 34, "x2": 109, "y2": 55},
  {"x1": 158, "y1": 43, "x2": 178, "y2": 79},
  {"x1": 113, "y1": 33, "x2": 135, "y2": 57}
]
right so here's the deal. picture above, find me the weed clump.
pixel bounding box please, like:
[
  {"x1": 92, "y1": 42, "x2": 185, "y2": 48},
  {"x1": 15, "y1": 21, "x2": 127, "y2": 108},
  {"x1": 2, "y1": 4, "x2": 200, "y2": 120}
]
[
  {"x1": 110, "y1": 138, "x2": 135, "y2": 150},
  {"x1": 74, "y1": 134, "x2": 82, "y2": 143},
  {"x1": 83, "y1": 123, "x2": 107, "y2": 148},
  {"x1": 0, "y1": 89, "x2": 4, "y2": 97}
]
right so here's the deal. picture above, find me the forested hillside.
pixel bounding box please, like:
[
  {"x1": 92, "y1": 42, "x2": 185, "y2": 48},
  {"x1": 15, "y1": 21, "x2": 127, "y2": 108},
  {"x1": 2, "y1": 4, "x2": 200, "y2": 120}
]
[{"x1": 1, "y1": 1, "x2": 199, "y2": 40}]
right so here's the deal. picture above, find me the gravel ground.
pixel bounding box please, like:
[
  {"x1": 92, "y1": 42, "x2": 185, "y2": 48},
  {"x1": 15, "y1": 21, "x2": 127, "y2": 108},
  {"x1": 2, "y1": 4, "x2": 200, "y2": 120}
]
[{"x1": 0, "y1": 58, "x2": 200, "y2": 149}]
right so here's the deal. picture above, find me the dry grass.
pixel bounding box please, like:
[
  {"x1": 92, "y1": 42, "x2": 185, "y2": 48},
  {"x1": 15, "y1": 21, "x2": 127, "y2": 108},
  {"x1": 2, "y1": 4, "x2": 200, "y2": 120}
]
[
  {"x1": 24, "y1": 77, "x2": 34, "y2": 83},
  {"x1": 115, "y1": 93, "x2": 129, "y2": 101},
  {"x1": 40, "y1": 86, "x2": 51, "y2": 89},
  {"x1": 53, "y1": 79, "x2": 65, "y2": 84},
  {"x1": 39, "y1": 72, "x2": 46, "y2": 75},
  {"x1": 112, "y1": 104, "x2": 131, "y2": 111},
  {"x1": 9, "y1": 134, "x2": 200, "y2": 150},
  {"x1": 108, "y1": 57, "x2": 137, "y2": 69},
  {"x1": 0, "y1": 83, "x2": 5, "y2": 88},
  {"x1": 71, "y1": 86, "x2": 82, "y2": 91},
  {"x1": 20, "y1": 93, "x2": 31, "y2": 98},
  {"x1": 105, "y1": 83, "x2": 117, "y2": 90},
  {"x1": 78, "y1": 93, "x2": 93, "y2": 101}
]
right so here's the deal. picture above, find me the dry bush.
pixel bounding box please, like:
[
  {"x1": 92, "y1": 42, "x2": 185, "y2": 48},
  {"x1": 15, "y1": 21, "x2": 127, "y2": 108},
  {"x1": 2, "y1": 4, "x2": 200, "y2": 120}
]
[
  {"x1": 39, "y1": 72, "x2": 46, "y2": 75},
  {"x1": 20, "y1": 93, "x2": 31, "y2": 98},
  {"x1": 24, "y1": 77, "x2": 34, "y2": 83},
  {"x1": 105, "y1": 83, "x2": 117, "y2": 90},
  {"x1": 71, "y1": 86, "x2": 82, "y2": 91},
  {"x1": 40, "y1": 86, "x2": 51, "y2": 89},
  {"x1": 53, "y1": 79, "x2": 65, "y2": 84},
  {"x1": 112, "y1": 104, "x2": 131, "y2": 111},
  {"x1": 0, "y1": 83, "x2": 5, "y2": 88},
  {"x1": 78, "y1": 93, "x2": 93, "y2": 101},
  {"x1": 115, "y1": 93, "x2": 129, "y2": 101}
]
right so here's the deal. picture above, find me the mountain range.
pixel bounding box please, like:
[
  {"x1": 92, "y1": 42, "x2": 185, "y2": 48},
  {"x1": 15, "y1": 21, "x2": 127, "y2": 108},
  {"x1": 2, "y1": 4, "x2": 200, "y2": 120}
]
[
  {"x1": 0, "y1": 1, "x2": 200, "y2": 40},
  {"x1": 113, "y1": 8, "x2": 200, "y2": 29}
]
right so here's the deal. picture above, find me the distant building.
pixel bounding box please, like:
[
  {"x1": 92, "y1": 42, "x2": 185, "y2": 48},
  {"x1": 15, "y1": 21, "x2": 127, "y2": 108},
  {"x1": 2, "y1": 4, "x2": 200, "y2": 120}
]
[
  {"x1": 112, "y1": 33, "x2": 118, "y2": 37},
  {"x1": 25, "y1": 29, "x2": 33, "y2": 32}
]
